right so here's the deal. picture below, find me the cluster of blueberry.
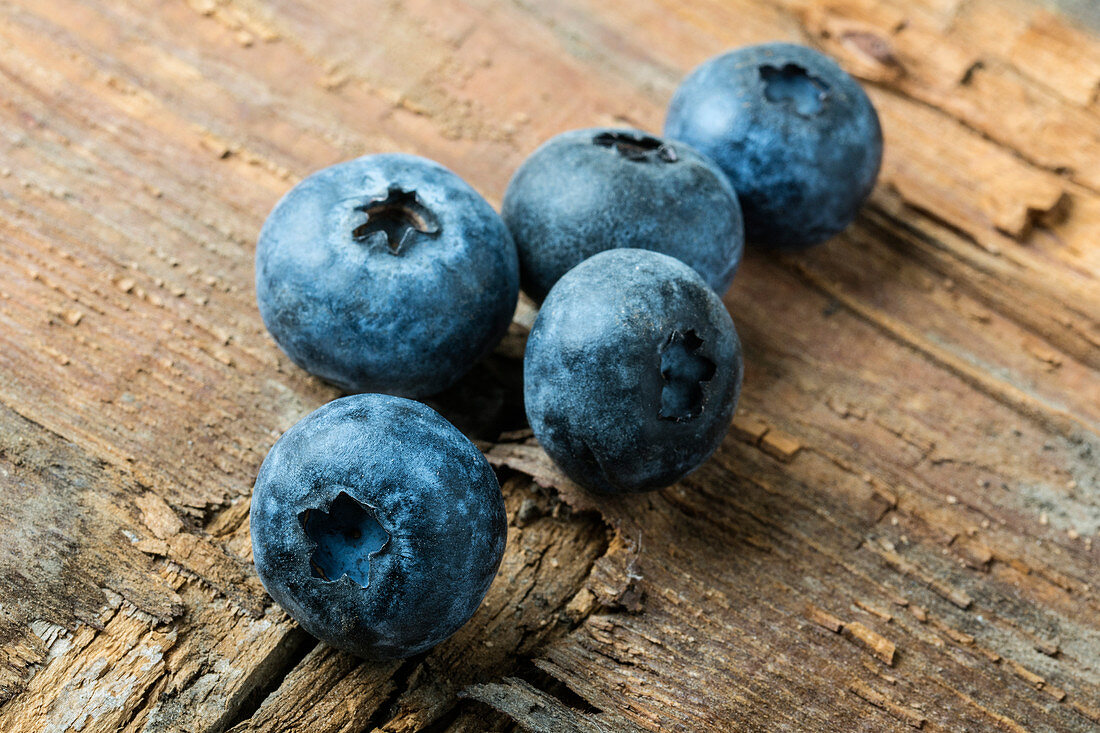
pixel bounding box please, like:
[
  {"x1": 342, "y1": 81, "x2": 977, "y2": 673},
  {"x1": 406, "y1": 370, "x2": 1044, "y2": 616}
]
[{"x1": 249, "y1": 42, "x2": 882, "y2": 660}]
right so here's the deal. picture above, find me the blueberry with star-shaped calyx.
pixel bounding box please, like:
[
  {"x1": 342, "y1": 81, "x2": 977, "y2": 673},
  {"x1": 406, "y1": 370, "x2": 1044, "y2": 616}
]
[
  {"x1": 524, "y1": 249, "x2": 743, "y2": 494},
  {"x1": 250, "y1": 393, "x2": 507, "y2": 659},
  {"x1": 256, "y1": 154, "x2": 519, "y2": 397},
  {"x1": 665, "y1": 43, "x2": 882, "y2": 251},
  {"x1": 502, "y1": 127, "x2": 744, "y2": 301}
]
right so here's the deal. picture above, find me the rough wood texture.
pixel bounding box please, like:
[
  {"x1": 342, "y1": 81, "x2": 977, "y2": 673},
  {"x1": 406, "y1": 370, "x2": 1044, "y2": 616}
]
[{"x1": 0, "y1": 0, "x2": 1098, "y2": 730}]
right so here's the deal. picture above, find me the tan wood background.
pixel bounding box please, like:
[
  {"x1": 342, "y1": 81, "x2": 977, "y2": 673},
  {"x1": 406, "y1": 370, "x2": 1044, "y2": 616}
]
[{"x1": 0, "y1": 0, "x2": 1098, "y2": 730}]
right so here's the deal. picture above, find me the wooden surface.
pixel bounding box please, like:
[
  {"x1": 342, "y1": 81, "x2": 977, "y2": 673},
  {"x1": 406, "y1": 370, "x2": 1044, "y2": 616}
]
[{"x1": 0, "y1": 0, "x2": 1098, "y2": 730}]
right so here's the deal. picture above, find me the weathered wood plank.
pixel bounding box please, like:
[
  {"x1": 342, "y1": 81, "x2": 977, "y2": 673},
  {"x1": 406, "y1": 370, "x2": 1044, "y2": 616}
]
[{"x1": 0, "y1": 0, "x2": 1097, "y2": 730}]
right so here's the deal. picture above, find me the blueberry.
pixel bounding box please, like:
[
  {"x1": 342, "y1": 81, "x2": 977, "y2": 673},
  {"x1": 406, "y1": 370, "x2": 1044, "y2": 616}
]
[
  {"x1": 664, "y1": 43, "x2": 883, "y2": 251},
  {"x1": 256, "y1": 154, "x2": 519, "y2": 398},
  {"x1": 250, "y1": 393, "x2": 507, "y2": 659},
  {"x1": 524, "y1": 249, "x2": 742, "y2": 494},
  {"x1": 502, "y1": 128, "x2": 744, "y2": 301}
]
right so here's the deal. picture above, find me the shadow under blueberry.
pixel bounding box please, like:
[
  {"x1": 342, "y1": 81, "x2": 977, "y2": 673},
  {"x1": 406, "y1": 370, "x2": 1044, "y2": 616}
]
[{"x1": 423, "y1": 322, "x2": 529, "y2": 442}]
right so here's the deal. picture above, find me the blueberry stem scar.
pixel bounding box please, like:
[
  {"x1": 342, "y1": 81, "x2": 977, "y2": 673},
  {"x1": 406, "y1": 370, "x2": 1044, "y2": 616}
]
[
  {"x1": 658, "y1": 330, "x2": 716, "y2": 422},
  {"x1": 592, "y1": 131, "x2": 678, "y2": 163},
  {"x1": 759, "y1": 63, "x2": 830, "y2": 117},
  {"x1": 299, "y1": 492, "x2": 390, "y2": 587},
  {"x1": 352, "y1": 187, "x2": 441, "y2": 254}
]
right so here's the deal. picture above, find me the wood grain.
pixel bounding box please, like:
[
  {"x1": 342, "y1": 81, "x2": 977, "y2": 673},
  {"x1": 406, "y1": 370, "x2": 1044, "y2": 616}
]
[{"x1": 0, "y1": 0, "x2": 1097, "y2": 730}]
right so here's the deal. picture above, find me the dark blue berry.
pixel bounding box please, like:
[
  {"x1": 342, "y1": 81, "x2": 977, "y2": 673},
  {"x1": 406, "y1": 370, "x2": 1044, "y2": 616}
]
[
  {"x1": 256, "y1": 154, "x2": 519, "y2": 398},
  {"x1": 502, "y1": 128, "x2": 744, "y2": 301},
  {"x1": 250, "y1": 394, "x2": 507, "y2": 660},
  {"x1": 524, "y1": 249, "x2": 742, "y2": 494},
  {"x1": 664, "y1": 43, "x2": 882, "y2": 251}
]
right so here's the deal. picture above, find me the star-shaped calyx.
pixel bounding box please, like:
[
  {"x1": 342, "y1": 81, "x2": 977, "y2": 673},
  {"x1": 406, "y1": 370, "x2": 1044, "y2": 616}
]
[
  {"x1": 593, "y1": 131, "x2": 678, "y2": 163},
  {"x1": 299, "y1": 492, "x2": 390, "y2": 587},
  {"x1": 760, "y1": 63, "x2": 830, "y2": 117},
  {"x1": 658, "y1": 330, "x2": 716, "y2": 422},
  {"x1": 352, "y1": 187, "x2": 441, "y2": 254}
]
